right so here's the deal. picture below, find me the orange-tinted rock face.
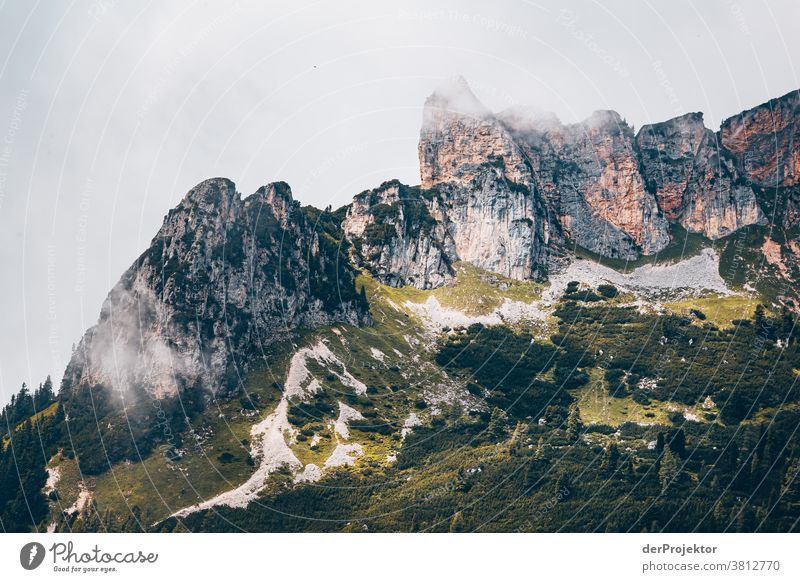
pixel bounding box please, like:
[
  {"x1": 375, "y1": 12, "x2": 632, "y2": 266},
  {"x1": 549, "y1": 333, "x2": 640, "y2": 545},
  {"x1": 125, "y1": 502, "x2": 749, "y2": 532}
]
[
  {"x1": 417, "y1": 78, "x2": 552, "y2": 280},
  {"x1": 346, "y1": 79, "x2": 797, "y2": 288},
  {"x1": 720, "y1": 90, "x2": 800, "y2": 188},
  {"x1": 637, "y1": 112, "x2": 764, "y2": 239},
  {"x1": 637, "y1": 113, "x2": 705, "y2": 221},
  {"x1": 567, "y1": 112, "x2": 669, "y2": 255},
  {"x1": 502, "y1": 109, "x2": 669, "y2": 259},
  {"x1": 419, "y1": 87, "x2": 530, "y2": 190}
]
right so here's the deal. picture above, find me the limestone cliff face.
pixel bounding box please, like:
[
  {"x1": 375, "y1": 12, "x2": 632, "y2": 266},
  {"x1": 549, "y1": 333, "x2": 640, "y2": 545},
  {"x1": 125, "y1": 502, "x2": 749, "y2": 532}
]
[
  {"x1": 720, "y1": 90, "x2": 800, "y2": 189},
  {"x1": 345, "y1": 81, "x2": 800, "y2": 289},
  {"x1": 419, "y1": 78, "x2": 531, "y2": 189},
  {"x1": 720, "y1": 90, "x2": 800, "y2": 227},
  {"x1": 637, "y1": 112, "x2": 764, "y2": 238},
  {"x1": 342, "y1": 180, "x2": 455, "y2": 289},
  {"x1": 348, "y1": 78, "x2": 555, "y2": 287},
  {"x1": 63, "y1": 178, "x2": 368, "y2": 399},
  {"x1": 500, "y1": 109, "x2": 669, "y2": 259},
  {"x1": 417, "y1": 78, "x2": 553, "y2": 281}
]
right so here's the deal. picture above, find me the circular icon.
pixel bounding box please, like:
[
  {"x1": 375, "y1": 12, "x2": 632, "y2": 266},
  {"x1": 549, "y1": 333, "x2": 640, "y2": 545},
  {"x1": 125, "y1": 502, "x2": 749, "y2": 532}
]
[{"x1": 19, "y1": 542, "x2": 46, "y2": 570}]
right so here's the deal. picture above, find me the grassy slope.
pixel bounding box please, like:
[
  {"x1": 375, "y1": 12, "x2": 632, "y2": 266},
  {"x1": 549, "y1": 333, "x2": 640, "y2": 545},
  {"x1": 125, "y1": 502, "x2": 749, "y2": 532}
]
[
  {"x1": 718, "y1": 224, "x2": 798, "y2": 302},
  {"x1": 367, "y1": 261, "x2": 543, "y2": 316},
  {"x1": 87, "y1": 342, "x2": 292, "y2": 526},
  {"x1": 65, "y1": 250, "x2": 782, "y2": 529},
  {"x1": 571, "y1": 369, "x2": 717, "y2": 427},
  {"x1": 84, "y1": 266, "x2": 452, "y2": 526},
  {"x1": 664, "y1": 295, "x2": 760, "y2": 329}
]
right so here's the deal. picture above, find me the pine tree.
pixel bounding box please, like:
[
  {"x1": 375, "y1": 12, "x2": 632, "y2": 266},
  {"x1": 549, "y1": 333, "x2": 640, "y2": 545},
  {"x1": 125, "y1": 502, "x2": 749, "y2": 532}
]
[
  {"x1": 669, "y1": 428, "x2": 686, "y2": 458},
  {"x1": 533, "y1": 437, "x2": 546, "y2": 461},
  {"x1": 567, "y1": 403, "x2": 583, "y2": 442},
  {"x1": 509, "y1": 421, "x2": 527, "y2": 455},
  {"x1": 486, "y1": 407, "x2": 508, "y2": 442},
  {"x1": 1, "y1": 421, "x2": 49, "y2": 531},
  {"x1": 780, "y1": 457, "x2": 800, "y2": 503},
  {"x1": 624, "y1": 457, "x2": 636, "y2": 480},
  {"x1": 603, "y1": 443, "x2": 620, "y2": 474},
  {"x1": 754, "y1": 304, "x2": 766, "y2": 329},
  {"x1": 34, "y1": 376, "x2": 55, "y2": 410},
  {"x1": 555, "y1": 472, "x2": 572, "y2": 501},
  {"x1": 659, "y1": 448, "x2": 680, "y2": 492},
  {"x1": 735, "y1": 502, "x2": 756, "y2": 532},
  {"x1": 655, "y1": 432, "x2": 665, "y2": 454},
  {"x1": 749, "y1": 448, "x2": 762, "y2": 489},
  {"x1": 780, "y1": 306, "x2": 795, "y2": 343},
  {"x1": 712, "y1": 499, "x2": 728, "y2": 531},
  {"x1": 721, "y1": 441, "x2": 739, "y2": 474}
]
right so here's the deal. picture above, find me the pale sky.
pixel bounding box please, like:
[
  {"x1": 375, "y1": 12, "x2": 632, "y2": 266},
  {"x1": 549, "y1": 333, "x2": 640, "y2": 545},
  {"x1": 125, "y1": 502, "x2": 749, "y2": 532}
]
[{"x1": 1, "y1": 0, "x2": 798, "y2": 402}]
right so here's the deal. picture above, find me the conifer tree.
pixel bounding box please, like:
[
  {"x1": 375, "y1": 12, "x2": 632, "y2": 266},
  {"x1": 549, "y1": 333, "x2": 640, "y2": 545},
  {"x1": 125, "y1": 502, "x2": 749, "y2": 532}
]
[
  {"x1": 567, "y1": 403, "x2": 583, "y2": 442},
  {"x1": 659, "y1": 448, "x2": 680, "y2": 492}
]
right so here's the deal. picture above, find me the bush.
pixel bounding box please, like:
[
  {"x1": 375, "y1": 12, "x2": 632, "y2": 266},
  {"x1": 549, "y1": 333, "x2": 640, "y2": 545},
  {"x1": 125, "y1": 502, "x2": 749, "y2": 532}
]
[
  {"x1": 217, "y1": 452, "x2": 236, "y2": 464},
  {"x1": 597, "y1": 284, "x2": 619, "y2": 298},
  {"x1": 690, "y1": 309, "x2": 706, "y2": 320}
]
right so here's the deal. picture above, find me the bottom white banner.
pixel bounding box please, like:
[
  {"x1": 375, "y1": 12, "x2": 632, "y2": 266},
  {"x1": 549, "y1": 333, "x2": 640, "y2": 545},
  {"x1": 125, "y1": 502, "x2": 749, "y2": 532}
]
[{"x1": 1, "y1": 533, "x2": 796, "y2": 581}]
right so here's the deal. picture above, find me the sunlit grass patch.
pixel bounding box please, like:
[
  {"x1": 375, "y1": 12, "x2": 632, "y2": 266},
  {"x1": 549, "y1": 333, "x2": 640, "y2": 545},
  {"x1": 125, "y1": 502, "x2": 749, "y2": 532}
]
[
  {"x1": 359, "y1": 262, "x2": 544, "y2": 318},
  {"x1": 665, "y1": 294, "x2": 760, "y2": 328},
  {"x1": 571, "y1": 369, "x2": 716, "y2": 427}
]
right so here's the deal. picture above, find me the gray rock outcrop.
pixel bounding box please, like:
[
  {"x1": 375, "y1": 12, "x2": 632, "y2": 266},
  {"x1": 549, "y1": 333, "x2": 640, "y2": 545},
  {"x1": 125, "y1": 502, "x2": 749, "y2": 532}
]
[{"x1": 63, "y1": 178, "x2": 368, "y2": 399}]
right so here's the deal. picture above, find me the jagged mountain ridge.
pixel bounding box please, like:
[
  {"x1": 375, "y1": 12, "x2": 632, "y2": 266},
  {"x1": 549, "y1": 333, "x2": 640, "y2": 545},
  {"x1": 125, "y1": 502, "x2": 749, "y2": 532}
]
[
  {"x1": 350, "y1": 79, "x2": 799, "y2": 289},
  {"x1": 636, "y1": 111, "x2": 763, "y2": 237},
  {"x1": 14, "y1": 80, "x2": 800, "y2": 534},
  {"x1": 63, "y1": 178, "x2": 369, "y2": 399},
  {"x1": 62, "y1": 79, "x2": 800, "y2": 401}
]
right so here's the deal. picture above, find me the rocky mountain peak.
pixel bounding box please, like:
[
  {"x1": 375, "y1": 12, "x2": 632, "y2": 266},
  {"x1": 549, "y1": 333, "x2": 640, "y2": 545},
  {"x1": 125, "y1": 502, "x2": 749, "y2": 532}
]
[
  {"x1": 253, "y1": 181, "x2": 295, "y2": 228},
  {"x1": 415, "y1": 79, "x2": 552, "y2": 281},
  {"x1": 720, "y1": 89, "x2": 800, "y2": 189},
  {"x1": 422, "y1": 75, "x2": 490, "y2": 121},
  {"x1": 581, "y1": 109, "x2": 627, "y2": 131},
  {"x1": 342, "y1": 180, "x2": 455, "y2": 289},
  {"x1": 178, "y1": 177, "x2": 239, "y2": 215},
  {"x1": 419, "y1": 77, "x2": 531, "y2": 189},
  {"x1": 63, "y1": 178, "x2": 368, "y2": 400},
  {"x1": 637, "y1": 111, "x2": 764, "y2": 237}
]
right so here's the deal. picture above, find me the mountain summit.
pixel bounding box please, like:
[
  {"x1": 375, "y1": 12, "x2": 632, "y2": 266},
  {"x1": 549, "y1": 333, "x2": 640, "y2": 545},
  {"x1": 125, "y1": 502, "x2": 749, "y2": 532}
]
[
  {"x1": 62, "y1": 79, "x2": 799, "y2": 403},
  {"x1": 63, "y1": 178, "x2": 369, "y2": 400},
  {"x1": 6, "y1": 79, "x2": 800, "y2": 535}
]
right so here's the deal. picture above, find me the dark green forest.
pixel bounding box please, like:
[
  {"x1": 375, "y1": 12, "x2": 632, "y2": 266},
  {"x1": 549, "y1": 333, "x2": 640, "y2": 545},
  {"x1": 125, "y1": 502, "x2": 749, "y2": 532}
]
[{"x1": 3, "y1": 292, "x2": 800, "y2": 533}]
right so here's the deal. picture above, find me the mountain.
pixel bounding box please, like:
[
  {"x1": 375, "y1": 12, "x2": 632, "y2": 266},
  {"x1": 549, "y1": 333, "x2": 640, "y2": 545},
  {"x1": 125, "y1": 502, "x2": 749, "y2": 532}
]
[
  {"x1": 4, "y1": 79, "x2": 800, "y2": 534},
  {"x1": 720, "y1": 90, "x2": 800, "y2": 228},
  {"x1": 721, "y1": 90, "x2": 800, "y2": 191},
  {"x1": 342, "y1": 180, "x2": 456, "y2": 289},
  {"x1": 637, "y1": 112, "x2": 763, "y2": 237},
  {"x1": 347, "y1": 78, "x2": 779, "y2": 289},
  {"x1": 346, "y1": 78, "x2": 554, "y2": 286},
  {"x1": 418, "y1": 78, "x2": 554, "y2": 280},
  {"x1": 63, "y1": 178, "x2": 369, "y2": 400},
  {"x1": 501, "y1": 107, "x2": 671, "y2": 259}
]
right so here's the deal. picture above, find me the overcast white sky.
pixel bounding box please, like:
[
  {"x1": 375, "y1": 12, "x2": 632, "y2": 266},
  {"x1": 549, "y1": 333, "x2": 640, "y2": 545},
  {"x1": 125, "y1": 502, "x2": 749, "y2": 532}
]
[{"x1": 0, "y1": 0, "x2": 798, "y2": 402}]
